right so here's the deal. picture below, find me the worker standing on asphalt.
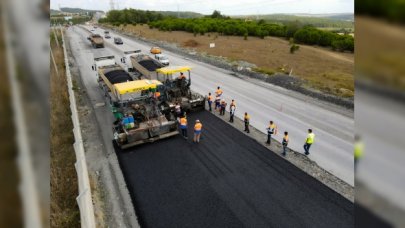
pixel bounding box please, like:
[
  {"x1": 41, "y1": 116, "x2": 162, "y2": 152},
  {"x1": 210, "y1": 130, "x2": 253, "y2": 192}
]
[
  {"x1": 229, "y1": 100, "x2": 236, "y2": 123},
  {"x1": 282, "y1": 132, "x2": 289, "y2": 156},
  {"x1": 220, "y1": 99, "x2": 227, "y2": 115},
  {"x1": 179, "y1": 115, "x2": 188, "y2": 139},
  {"x1": 354, "y1": 134, "x2": 364, "y2": 171},
  {"x1": 215, "y1": 86, "x2": 223, "y2": 97},
  {"x1": 215, "y1": 95, "x2": 221, "y2": 111},
  {"x1": 266, "y1": 121, "x2": 277, "y2": 145},
  {"x1": 303, "y1": 129, "x2": 315, "y2": 155},
  {"x1": 193, "y1": 120, "x2": 203, "y2": 143},
  {"x1": 207, "y1": 92, "x2": 213, "y2": 112},
  {"x1": 244, "y1": 112, "x2": 250, "y2": 133}
]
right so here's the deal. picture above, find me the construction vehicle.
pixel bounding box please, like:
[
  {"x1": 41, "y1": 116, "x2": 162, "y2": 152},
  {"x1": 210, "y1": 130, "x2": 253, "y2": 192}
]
[
  {"x1": 92, "y1": 54, "x2": 116, "y2": 71},
  {"x1": 111, "y1": 80, "x2": 178, "y2": 149},
  {"x1": 88, "y1": 33, "x2": 104, "y2": 48},
  {"x1": 96, "y1": 64, "x2": 134, "y2": 97},
  {"x1": 128, "y1": 54, "x2": 164, "y2": 79},
  {"x1": 155, "y1": 66, "x2": 205, "y2": 113},
  {"x1": 120, "y1": 50, "x2": 142, "y2": 73}
]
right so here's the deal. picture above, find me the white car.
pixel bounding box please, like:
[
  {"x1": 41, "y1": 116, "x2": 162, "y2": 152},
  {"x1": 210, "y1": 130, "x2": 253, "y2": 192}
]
[{"x1": 155, "y1": 54, "x2": 170, "y2": 66}]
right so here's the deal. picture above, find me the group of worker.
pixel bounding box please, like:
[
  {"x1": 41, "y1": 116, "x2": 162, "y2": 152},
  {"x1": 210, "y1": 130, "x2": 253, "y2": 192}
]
[
  {"x1": 178, "y1": 114, "x2": 202, "y2": 143},
  {"x1": 205, "y1": 86, "x2": 316, "y2": 156},
  {"x1": 176, "y1": 82, "x2": 363, "y2": 170}
]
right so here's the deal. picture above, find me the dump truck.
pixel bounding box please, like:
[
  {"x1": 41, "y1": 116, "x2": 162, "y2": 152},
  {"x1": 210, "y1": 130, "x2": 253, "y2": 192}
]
[
  {"x1": 88, "y1": 34, "x2": 104, "y2": 48},
  {"x1": 96, "y1": 64, "x2": 134, "y2": 97},
  {"x1": 129, "y1": 54, "x2": 164, "y2": 79},
  {"x1": 111, "y1": 80, "x2": 178, "y2": 149},
  {"x1": 155, "y1": 66, "x2": 205, "y2": 113}
]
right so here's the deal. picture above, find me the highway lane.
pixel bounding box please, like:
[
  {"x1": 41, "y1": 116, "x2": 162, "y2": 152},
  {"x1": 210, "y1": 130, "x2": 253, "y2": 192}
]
[{"x1": 74, "y1": 25, "x2": 354, "y2": 186}]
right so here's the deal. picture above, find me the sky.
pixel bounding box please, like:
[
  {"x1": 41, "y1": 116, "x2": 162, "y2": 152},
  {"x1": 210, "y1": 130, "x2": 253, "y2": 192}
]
[{"x1": 50, "y1": 0, "x2": 354, "y2": 15}]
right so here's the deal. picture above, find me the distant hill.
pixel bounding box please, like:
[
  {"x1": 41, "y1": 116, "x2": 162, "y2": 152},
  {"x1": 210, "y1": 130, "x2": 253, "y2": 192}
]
[
  {"x1": 150, "y1": 11, "x2": 203, "y2": 18},
  {"x1": 234, "y1": 13, "x2": 354, "y2": 28},
  {"x1": 50, "y1": 9, "x2": 62, "y2": 15},
  {"x1": 293, "y1": 13, "x2": 354, "y2": 21},
  {"x1": 60, "y1": 7, "x2": 104, "y2": 14}
]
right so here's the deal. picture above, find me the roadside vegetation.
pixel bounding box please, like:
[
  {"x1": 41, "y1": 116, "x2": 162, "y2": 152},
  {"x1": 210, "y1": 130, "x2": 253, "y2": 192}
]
[
  {"x1": 50, "y1": 29, "x2": 80, "y2": 227},
  {"x1": 100, "y1": 9, "x2": 354, "y2": 52}
]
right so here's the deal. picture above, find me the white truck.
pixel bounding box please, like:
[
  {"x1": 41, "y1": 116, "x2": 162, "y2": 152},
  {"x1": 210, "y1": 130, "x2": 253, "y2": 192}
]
[
  {"x1": 91, "y1": 51, "x2": 116, "y2": 72},
  {"x1": 120, "y1": 50, "x2": 142, "y2": 72}
]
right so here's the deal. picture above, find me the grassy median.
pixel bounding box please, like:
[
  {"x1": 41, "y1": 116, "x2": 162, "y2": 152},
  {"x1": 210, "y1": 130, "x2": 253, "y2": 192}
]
[{"x1": 50, "y1": 28, "x2": 80, "y2": 227}]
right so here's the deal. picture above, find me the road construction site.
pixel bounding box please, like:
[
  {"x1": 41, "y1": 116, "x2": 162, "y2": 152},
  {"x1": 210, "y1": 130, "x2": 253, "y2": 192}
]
[{"x1": 65, "y1": 25, "x2": 354, "y2": 226}]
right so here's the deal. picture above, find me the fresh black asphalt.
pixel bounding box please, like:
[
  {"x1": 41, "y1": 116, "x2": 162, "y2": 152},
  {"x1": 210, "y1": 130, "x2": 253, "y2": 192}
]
[{"x1": 115, "y1": 110, "x2": 354, "y2": 228}]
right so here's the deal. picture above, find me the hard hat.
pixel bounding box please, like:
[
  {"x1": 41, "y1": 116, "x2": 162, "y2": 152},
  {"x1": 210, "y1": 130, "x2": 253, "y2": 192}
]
[{"x1": 196, "y1": 119, "x2": 200, "y2": 122}]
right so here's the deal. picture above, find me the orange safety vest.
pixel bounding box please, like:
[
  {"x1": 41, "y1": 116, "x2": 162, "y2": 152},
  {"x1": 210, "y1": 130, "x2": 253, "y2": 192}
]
[
  {"x1": 180, "y1": 117, "x2": 187, "y2": 126},
  {"x1": 208, "y1": 95, "x2": 212, "y2": 101},
  {"x1": 216, "y1": 89, "x2": 223, "y2": 95},
  {"x1": 154, "y1": 92, "x2": 161, "y2": 98},
  {"x1": 194, "y1": 123, "x2": 202, "y2": 131}
]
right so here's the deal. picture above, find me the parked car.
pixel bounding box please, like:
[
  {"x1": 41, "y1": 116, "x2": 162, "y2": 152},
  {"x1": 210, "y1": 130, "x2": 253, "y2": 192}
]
[
  {"x1": 155, "y1": 54, "x2": 170, "y2": 66},
  {"x1": 150, "y1": 46, "x2": 162, "y2": 54},
  {"x1": 114, "y1": 37, "x2": 123, "y2": 45}
]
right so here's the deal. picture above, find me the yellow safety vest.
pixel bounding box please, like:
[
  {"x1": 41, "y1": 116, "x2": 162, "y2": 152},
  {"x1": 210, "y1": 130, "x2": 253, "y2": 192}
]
[
  {"x1": 306, "y1": 133, "x2": 315, "y2": 144},
  {"x1": 244, "y1": 115, "x2": 250, "y2": 121},
  {"x1": 354, "y1": 141, "x2": 364, "y2": 159}
]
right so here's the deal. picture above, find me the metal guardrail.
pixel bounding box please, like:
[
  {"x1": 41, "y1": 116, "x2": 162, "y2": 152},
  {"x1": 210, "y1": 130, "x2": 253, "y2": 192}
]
[{"x1": 60, "y1": 26, "x2": 96, "y2": 228}]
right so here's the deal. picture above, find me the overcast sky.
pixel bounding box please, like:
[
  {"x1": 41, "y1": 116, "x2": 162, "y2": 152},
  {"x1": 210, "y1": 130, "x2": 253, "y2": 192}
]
[{"x1": 50, "y1": 0, "x2": 354, "y2": 15}]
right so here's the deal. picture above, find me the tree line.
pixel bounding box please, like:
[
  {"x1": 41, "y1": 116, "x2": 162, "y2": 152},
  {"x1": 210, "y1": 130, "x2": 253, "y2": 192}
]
[{"x1": 99, "y1": 9, "x2": 354, "y2": 52}]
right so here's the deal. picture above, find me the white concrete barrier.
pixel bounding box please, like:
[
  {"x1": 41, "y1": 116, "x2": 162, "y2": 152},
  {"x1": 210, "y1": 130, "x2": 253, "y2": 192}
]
[{"x1": 60, "y1": 26, "x2": 96, "y2": 228}]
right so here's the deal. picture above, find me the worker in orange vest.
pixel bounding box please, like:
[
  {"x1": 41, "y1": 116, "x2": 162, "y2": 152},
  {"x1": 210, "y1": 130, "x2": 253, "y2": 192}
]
[
  {"x1": 193, "y1": 120, "x2": 203, "y2": 143},
  {"x1": 266, "y1": 120, "x2": 278, "y2": 145},
  {"x1": 282, "y1": 132, "x2": 289, "y2": 156},
  {"x1": 178, "y1": 72, "x2": 186, "y2": 80},
  {"x1": 220, "y1": 99, "x2": 227, "y2": 115},
  {"x1": 215, "y1": 86, "x2": 223, "y2": 97},
  {"x1": 207, "y1": 92, "x2": 213, "y2": 112},
  {"x1": 179, "y1": 115, "x2": 188, "y2": 139},
  {"x1": 244, "y1": 112, "x2": 250, "y2": 133}
]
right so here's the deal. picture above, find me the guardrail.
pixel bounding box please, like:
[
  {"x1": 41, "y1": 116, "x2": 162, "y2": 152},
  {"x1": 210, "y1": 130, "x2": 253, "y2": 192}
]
[{"x1": 60, "y1": 26, "x2": 96, "y2": 228}]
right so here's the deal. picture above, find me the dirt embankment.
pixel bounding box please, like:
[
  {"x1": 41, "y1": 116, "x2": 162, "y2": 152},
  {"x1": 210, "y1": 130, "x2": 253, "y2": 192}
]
[
  {"x1": 50, "y1": 29, "x2": 80, "y2": 227},
  {"x1": 108, "y1": 24, "x2": 354, "y2": 99}
]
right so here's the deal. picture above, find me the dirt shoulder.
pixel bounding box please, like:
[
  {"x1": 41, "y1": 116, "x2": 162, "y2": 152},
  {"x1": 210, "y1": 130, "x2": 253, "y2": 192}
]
[{"x1": 106, "y1": 24, "x2": 354, "y2": 99}]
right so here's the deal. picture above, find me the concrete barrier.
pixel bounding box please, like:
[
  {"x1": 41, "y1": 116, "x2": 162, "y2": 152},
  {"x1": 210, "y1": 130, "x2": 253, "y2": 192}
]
[{"x1": 60, "y1": 26, "x2": 96, "y2": 228}]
